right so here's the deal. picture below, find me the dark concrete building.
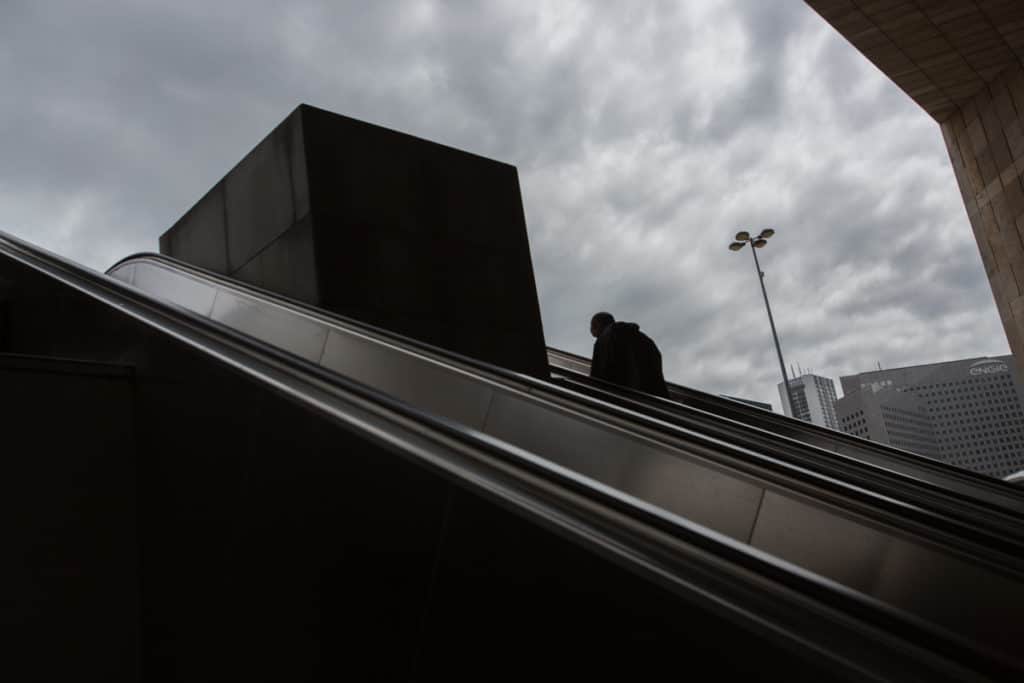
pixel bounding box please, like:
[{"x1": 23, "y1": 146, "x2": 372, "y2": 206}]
[
  {"x1": 805, "y1": 1, "x2": 1024, "y2": 369},
  {"x1": 160, "y1": 104, "x2": 549, "y2": 379},
  {"x1": 838, "y1": 355, "x2": 1024, "y2": 477}
]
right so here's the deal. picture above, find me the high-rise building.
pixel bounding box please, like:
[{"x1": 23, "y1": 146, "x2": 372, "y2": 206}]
[
  {"x1": 778, "y1": 373, "x2": 839, "y2": 429},
  {"x1": 836, "y1": 387, "x2": 941, "y2": 460},
  {"x1": 836, "y1": 356, "x2": 1024, "y2": 478}
]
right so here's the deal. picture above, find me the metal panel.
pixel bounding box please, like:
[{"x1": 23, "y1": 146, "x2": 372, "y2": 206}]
[
  {"x1": 210, "y1": 290, "x2": 327, "y2": 363},
  {"x1": 108, "y1": 263, "x2": 134, "y2": 285},
  {"x1": 482, "y1": 392, "x2": 765, "y2": 541},
  {"x1": 319, "y1": 329, "x2": 494, "y2": 430},
  {"x1": 871, "y1": 536, "x2": 1022, "y2": 653},
  {"x1": 749, "y1": 491, "x2": 1024, "y2": 654},
  {"x1": 131, "y1": 263, "x2": 218, "y2": 317},
  {"x1": 750, "y1": 492, "x2": 895, "y2": 593}
]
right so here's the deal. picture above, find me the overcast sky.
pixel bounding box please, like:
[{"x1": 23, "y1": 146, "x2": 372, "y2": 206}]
[{"x1": 0, "y1": 1, "x2": 1009, "y2": 409}]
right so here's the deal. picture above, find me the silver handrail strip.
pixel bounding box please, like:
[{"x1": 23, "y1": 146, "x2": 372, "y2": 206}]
[{"x1": 111, "y1": 254, "x2": 1024, "y2": 527}]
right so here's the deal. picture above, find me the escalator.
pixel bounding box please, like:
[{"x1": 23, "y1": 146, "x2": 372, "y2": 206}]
[
  {"x1": 99, "y1": 245, "x2": 1024, "y2": 670},
  {"x1": 546, "y1": 349, "x2": 1024, "y2": 531},
  {"x1": 3, "y1": 230, "x2": 1022, "y2": 680},
  {"x1": 549, "y1": 347, "x2": 1024, "y2": 517}
]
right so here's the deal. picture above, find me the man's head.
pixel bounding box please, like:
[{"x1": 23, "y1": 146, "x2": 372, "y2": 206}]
[{"x1": 590, "y1": 312, "x2": 614, "y2": 338}]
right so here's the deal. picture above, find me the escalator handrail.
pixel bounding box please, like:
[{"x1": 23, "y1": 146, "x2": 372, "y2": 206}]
[{"x1": 113, "y1": 249, "x2": 1024, "y2": 501}]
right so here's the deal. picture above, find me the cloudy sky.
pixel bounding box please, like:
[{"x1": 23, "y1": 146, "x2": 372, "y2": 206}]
[{"x1": 0, "y1": 1, "x2": 1009, "y2": 409}]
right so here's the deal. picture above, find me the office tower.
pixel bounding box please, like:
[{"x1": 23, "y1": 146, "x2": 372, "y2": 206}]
[
  {"x1": 837, "y1": 356, "x2": 1024, "y2": 478},
  {"x1": 835, "y1": 386, "x2": 941, "y2": 460},
  {"x1": 778, "y1": 373, "x2": 840, "y2": 429}
]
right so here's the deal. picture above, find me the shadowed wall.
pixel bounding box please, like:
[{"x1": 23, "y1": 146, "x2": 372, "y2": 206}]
[{"x1": 160, "y1": 104, "x2": 549, "y2": 378}]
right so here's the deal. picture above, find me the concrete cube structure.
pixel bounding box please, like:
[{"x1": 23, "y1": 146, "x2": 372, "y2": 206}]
[{"x1": 160, "y1": 104, "x2": 548, "y2": 378}]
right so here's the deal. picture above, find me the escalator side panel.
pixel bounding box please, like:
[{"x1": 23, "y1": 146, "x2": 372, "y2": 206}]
[
  {"x1": 320, "y1": 328, "x2": 496, "y2": 429},
  {"x1": 482, "y1": 390, "x2": 765, "y2": 542},
  {"x1": 133, "y1": 257, "x2": 217, "y2": 316},
  {"x1": 210, "y1": 288, "x2": 328, "y2": 362},
  {"x1": 486, "y1": 383, "x2": 1024, "y2": 654},
  {"x1": 417, "y1": 484, "x2": 830, "y2": 681},
  {"x1": 750, "y1": 491, "x2": 1021, "y2": 656},
  {"x1": 2, "y1": 355, "x2": 138, "y2": 681}
]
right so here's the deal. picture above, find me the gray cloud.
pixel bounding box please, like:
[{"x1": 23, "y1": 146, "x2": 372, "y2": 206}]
[{"x1": 0, "y1": 0, "x2": 1008, "y2": 410}]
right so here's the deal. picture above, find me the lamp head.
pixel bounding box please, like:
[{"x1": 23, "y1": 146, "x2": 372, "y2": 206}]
[
  {"x1": 758, "y1": 228, "x2": 775, "y2": 239},
  {"x1": 734, "y1": 231, "x2": 750, "y2": 241},
  {"x1": 728, "y1": 241, "x2": 746, "y2": 251},
  {"x1": 753, "y1": 238, "x2": 768, "y2": 248}
]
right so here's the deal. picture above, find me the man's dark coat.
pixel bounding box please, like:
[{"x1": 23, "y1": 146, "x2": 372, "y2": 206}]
[{"x1": 590, "y1": 322, "x2": 670, "y2": 398}]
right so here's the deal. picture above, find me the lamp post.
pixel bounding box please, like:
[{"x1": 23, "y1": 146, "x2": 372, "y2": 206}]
[{"x1": 729, "y1": 229, "x2": 798, "y2": 416}]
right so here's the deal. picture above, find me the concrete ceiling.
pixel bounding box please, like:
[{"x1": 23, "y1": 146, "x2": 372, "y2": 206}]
[{"x1": 805, "y1": 0, "x2": 1024, "y2": 122}]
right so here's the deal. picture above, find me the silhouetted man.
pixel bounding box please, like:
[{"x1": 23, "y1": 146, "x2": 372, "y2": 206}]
[{"x1": 589, "y1": 312, "x2": 670, "y2": 398}]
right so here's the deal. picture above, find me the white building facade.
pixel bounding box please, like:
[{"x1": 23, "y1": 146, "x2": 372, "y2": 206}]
[
  {"x1": 837, "y1": 356, "x2": 1024, "y2": 479},
  {"x1": 778, "y1": 373, "x2": 840, "y2": 430}
]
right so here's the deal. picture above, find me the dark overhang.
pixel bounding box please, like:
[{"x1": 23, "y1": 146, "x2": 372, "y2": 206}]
[{"x1": 805, "y1": 1, "x2": 1024, "y2": 122}]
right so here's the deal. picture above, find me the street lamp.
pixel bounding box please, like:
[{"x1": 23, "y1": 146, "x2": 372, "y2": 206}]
[{"x1": 729, "y1": 228, "x2": 798, "y2": 416}]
